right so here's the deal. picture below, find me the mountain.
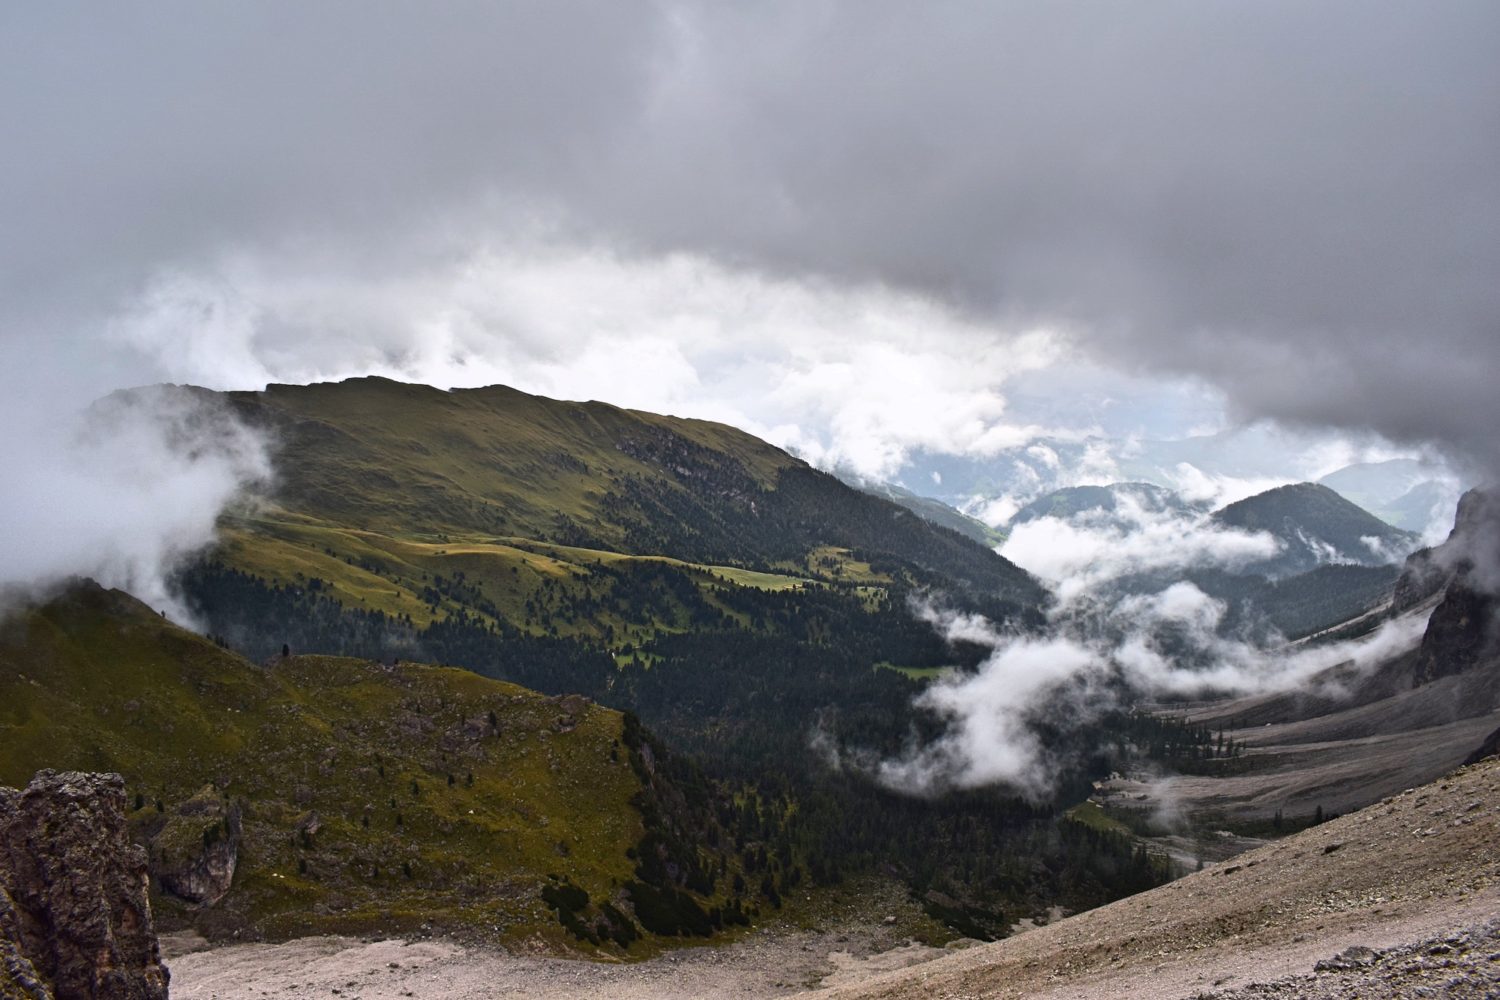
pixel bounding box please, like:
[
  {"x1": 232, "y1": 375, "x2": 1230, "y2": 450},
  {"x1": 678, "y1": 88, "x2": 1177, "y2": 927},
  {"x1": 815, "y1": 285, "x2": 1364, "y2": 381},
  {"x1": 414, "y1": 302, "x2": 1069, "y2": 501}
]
[
  {"x1": 843, "y1": 477, "x2": 1007, "y2": 547},
  {"x1": 1004, "y1": 481, "x2": 1402, "y2": 640},
  {"x1": 207, "y1": 377, "x2": 1039, "y2": 605},
  {"x1": 1396, "y1": 488, "x2": 1500, "y2": 685},
  {"x1": 1381, "y1": 479, "x2": 1462, "y2": 535},
  {"x1": 1211, "y1": 482, "x2": 1418, "y2": 577},
  {"x1": 150, "y1": 378, "x2": 1179, "y2": 938},
  {"x1": 1007, "y1": 482, "x2": 1200, "y2": 528},
  {"x1": 0, "y1": 582, "x2": 748, "y2": 949},
  {"x1": 1317, "y1": 458, "x2": 1461, "y2": 533}
]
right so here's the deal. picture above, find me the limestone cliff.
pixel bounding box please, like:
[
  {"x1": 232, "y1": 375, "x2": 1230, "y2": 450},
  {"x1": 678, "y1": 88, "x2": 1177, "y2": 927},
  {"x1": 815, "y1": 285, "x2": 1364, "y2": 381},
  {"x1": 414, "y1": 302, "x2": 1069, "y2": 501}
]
[
  {"x1": 1407, "y1": 489, "x2": 1500, "y2": 686},
  {"x1": 0, "y1": 771, "x2": 169, "y2": 1000}
]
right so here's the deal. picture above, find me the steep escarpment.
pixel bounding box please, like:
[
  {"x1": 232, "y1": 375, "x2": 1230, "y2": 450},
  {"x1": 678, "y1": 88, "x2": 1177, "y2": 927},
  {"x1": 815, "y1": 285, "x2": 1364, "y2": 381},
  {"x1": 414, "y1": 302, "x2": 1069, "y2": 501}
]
[
  {"x1": 1404, "y1": 489, "x2": 1500, "y2": 686},
  {"x1": 0, "y1": 770, "x2": 169, "y2": 1000}
]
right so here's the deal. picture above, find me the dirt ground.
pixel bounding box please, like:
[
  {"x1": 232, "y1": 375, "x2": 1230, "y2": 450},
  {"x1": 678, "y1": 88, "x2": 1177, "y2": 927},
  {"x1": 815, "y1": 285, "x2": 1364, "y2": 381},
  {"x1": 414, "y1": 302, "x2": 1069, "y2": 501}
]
[
  {"x1": 163, "y1": 913, "x2": 966, "y2": 999},
  {"x1": 167, "y1": 757, "x2": 1500, "y2": 1000},
  {"x1": 808, "y1": 756, "x2": 1500, "y2": 999}
]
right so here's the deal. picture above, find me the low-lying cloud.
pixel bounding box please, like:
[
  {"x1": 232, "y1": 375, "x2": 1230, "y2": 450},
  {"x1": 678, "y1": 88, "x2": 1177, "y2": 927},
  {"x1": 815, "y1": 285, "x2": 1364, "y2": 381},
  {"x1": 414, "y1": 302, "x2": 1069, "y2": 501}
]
[
  {"x1": 867, "y1": 590, "x2": 1430, "y2": 801},
  {"x1": 110, "y1": 247, "x2": 1069, "y2": 481},
  {"x1": 0, "y1": 384, "x2": 269, "y2": 622},
  {"x1": 999, "y1": 496, "x2": 1281, "y2": 603}
]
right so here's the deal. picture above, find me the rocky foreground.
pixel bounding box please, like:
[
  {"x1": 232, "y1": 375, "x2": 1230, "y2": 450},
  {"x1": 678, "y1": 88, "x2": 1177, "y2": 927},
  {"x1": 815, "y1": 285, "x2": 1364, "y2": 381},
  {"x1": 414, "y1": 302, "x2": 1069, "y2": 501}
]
[
  {"x1": 807, "y1": 756, "x2": 1500, "y2": 999},
  {"x1": 0, "y1": 771, "x2": 169, "y2": 1000},
  {"x1": 6, "y1": 757, "x2": 1496, "y2": 999}
]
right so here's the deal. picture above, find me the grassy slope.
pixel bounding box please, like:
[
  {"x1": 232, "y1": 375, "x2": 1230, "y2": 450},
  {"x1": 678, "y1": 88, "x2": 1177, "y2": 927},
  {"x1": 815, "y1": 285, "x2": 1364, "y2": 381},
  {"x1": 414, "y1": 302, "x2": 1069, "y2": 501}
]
[
  {"x1": 228, "y1": 377, "x2": 794, "y2": 544},
  {"x1": 193, "y1": 377, "x2": 1036, "y2": 646},
  {"x1": 0, "y1": 582, "x2": 725, "y2": 949}
]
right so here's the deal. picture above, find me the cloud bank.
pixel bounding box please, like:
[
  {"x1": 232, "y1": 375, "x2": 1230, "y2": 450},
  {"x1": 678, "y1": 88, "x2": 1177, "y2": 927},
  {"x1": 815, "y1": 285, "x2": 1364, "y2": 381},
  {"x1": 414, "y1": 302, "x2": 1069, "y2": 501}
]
[
  {"x1": 871, "y1": 590, "x2": 1430, "y2": 800},
  {"x1": 1000, "y1": 495, "x2": 1281, "y2": 603},
  {"x1": 0, "y1": 385, "x2": 269, "y2": 620},
  {"x1": 3, "y1": 2, "x2": 1497, "y2": 473}
]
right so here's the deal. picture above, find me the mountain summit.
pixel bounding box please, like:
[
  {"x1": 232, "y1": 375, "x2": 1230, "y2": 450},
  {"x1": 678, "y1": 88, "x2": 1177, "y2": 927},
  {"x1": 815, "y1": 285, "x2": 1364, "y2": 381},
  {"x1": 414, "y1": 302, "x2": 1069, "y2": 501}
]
[{"x1": 1212, "y1": 482, "x2": 1418, "y2": 577}]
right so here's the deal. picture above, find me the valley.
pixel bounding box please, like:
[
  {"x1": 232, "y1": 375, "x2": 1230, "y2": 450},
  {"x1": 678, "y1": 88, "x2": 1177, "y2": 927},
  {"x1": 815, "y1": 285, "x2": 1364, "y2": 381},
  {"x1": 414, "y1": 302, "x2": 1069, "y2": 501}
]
[
  {"x1": 6, "y1": 10, "x2": 1494, "y2": 997},
  {"x1": 3, "y1": 378, "x2": 1495, "y2": 998}
]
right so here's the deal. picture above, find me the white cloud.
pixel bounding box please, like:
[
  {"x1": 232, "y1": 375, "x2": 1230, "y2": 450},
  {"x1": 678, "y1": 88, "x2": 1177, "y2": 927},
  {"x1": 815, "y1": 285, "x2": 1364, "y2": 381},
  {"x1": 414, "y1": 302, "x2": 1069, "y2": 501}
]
[
  {"x1": 999, "y1": 494, "x2": 1281, "y2": 603},
  {"x1": 0, "y1": 385, "x2": 269, "y2": 621},
  {"x1": 109, "y1": 245, "x2": 1071, "y2": 480},
  {"x1": 871, "y1": 586, "x2": 1432, "y2": 799}
]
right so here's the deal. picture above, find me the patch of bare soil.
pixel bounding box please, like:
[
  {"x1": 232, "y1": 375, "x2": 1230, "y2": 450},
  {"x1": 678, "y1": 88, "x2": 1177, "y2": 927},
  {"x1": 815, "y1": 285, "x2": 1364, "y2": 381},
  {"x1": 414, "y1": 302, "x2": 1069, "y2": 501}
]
[
  {"x1": 801, "y1": 756, "x2": 1500, "y2": 999},
  {"x1": 164, "y1": 879, "x2": 968, "y2": 1000}
]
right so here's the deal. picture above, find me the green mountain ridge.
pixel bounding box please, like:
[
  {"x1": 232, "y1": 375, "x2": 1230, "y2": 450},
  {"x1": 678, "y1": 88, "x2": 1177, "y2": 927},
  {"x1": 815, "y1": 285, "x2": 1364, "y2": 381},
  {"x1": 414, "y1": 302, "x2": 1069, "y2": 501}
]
[{"x1": 207, "y1": 376, "x2": 1040, "y2": 607}]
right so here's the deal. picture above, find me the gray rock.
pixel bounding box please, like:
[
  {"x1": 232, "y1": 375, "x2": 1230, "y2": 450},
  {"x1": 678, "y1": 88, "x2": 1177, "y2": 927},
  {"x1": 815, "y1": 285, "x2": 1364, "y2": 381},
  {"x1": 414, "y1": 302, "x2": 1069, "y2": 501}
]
[
  {"x1": 0, "y1": 770, "x2": 169, "y2": 999},
  {"x1": 152, "y1": 784, "x2": 241, "y2": 906}
]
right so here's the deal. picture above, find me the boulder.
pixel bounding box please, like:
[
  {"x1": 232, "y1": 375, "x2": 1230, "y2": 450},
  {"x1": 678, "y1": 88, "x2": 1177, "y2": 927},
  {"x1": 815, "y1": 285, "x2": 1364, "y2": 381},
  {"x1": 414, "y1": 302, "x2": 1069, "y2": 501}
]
[
  {"x1": 152, "y1": 785, "x2": 241, "y2": 907},
  {"x1": 0, "y1": 770, "x2": 169, "y2": 1000}
]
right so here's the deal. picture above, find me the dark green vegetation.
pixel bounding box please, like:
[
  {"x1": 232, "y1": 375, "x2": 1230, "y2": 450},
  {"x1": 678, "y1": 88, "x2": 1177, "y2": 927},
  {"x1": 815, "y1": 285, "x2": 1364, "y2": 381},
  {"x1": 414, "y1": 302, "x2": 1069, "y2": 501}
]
[
  {"x1": 1094, "y1": 563, "x2": 1402, "y2": 644},
  {"x1": 0, "y1": 583, "x2": 772, "y2": 950},
  {"x1": 1212, "y1": 482, "x2": 1418, "y2": 577},
  {"x1": 155, "y1": 377, "x2": 1170, "y2": 935}
]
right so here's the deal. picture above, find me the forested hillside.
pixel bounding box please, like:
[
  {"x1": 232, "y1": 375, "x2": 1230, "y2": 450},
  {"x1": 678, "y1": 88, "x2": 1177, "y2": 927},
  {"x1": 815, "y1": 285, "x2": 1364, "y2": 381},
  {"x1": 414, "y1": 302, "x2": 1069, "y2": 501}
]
[{"x1": 152, "y1": 377, "x2": 1172, "y2": 933}]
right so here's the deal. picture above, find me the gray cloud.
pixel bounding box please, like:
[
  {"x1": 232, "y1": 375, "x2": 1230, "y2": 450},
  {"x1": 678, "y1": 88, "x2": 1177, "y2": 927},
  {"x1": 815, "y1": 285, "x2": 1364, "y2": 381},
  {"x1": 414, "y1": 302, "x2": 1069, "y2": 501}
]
[{"x1": 3, "y1": 2, "x2": 1497, "y2": 472}]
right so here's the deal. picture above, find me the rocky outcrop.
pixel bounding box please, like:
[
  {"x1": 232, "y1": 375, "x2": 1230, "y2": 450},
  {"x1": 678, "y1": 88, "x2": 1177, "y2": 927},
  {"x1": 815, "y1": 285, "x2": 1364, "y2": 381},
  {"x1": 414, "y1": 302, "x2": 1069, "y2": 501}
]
[
  {"x1": 1409, "y1": 488, "x2": 1500, "y2": 686},
  {"x1": 1413, "y1": 575, "x2": 1498, "y2": 685},
  {"x1": 1393, "y1": 488, "x2": 1500, "y2": 613},
  {"x1": 0, "y1": 770, "x2": 169, "y2": 1000},
  {"x1": 1465, "y1": 725, "x2": 1500, "y2": 766},
  {"x1": 152, "y1": 785, "x2": 241, "y2": 907}
]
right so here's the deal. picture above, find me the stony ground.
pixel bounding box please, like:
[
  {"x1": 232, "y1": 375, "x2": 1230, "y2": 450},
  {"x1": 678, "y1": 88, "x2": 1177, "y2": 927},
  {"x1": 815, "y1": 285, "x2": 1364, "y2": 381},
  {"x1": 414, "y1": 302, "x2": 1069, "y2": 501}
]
[
  {"x1": 163, "y1": 878, "x2": 967, "y2": 1000},
  {"x1": 807, "y1": 757, "x2": 1500, "y2": 999},
  {"x1": 168, "y1": 758, "x2": 1500, "y2": 1000},
  {"x1": 1202, "y1": 921, "x2": 1500, "y2": 999}
]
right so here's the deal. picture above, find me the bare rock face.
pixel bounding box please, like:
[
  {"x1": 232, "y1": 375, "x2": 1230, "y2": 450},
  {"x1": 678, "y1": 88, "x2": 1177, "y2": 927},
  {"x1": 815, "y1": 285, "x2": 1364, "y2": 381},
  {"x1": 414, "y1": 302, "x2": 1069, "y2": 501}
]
[
  {"x1": 1394, "y1": 488, "x2": 1500, "y2": 613},
  {"x1": 0, "y1": 770, "x2": 169, "y2": 1000},
  {"x1": 1411, "y1": 489, "x2": 1500, "y2": 686},
  {"x1": 152, "y1": 785, "x2": 241, "y2": 907}
]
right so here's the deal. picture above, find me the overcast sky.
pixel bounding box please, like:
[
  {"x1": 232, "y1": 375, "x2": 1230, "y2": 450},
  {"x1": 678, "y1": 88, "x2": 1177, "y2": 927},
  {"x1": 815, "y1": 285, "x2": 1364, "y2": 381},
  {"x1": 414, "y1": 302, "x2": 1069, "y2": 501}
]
[{"x1": 2, "y1": 2, "x2": 1497, "y2": 489}]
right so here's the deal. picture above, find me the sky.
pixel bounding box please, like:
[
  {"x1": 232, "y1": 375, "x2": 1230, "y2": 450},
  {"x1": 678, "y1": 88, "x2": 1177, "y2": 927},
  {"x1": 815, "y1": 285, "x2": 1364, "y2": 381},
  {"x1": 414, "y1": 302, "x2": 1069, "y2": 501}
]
[{"x1": 2, "y1": 2, "x2": 1498, "y2": 600}]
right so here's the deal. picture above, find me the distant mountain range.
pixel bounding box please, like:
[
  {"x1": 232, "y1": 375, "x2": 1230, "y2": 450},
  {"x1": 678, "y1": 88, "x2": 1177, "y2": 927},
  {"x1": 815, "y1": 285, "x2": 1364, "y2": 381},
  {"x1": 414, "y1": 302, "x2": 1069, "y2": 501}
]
[
  {"x1": 867, "y1": 430, "x2": 1464, "y2": 536},
  {"x1": 971, "y1": 479, "x2": 1421, "y2": 640},
  {"x1": 1008, "y1": 482, "x2": 1203, "y2": 527},
  {"x1": 1315, "y1": 458, "x2": 1463, "y2": 534}
]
